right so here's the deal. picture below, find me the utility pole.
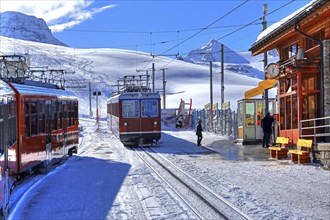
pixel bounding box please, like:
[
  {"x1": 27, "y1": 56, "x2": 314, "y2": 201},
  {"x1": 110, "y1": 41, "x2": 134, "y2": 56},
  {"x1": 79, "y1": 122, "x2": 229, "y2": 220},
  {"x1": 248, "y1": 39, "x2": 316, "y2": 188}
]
[
  {"x1": 263, "y1": 4, "x2": 269, "y2": 114},
  {"x1": 161, "y1": 68, "x2": 167, "y2": 109},
  {"x1": 89, "y1": 82, "x2": 92, "y2": 118},
  {"x1": 221, "y1": 43, "x2": 225, "y2": 106},
  {"x1": 152, "y1": 63, "x2": 155, "y2": 92},
  {"x1": 93, "y1": 91, "x2": 101, "y2": 130},
  {"x1": 210, "y1": 61, "x2": 213, "y2": 132},
  {"x1": 146, "y1": 70, "x2": 149, "y2": 90}
]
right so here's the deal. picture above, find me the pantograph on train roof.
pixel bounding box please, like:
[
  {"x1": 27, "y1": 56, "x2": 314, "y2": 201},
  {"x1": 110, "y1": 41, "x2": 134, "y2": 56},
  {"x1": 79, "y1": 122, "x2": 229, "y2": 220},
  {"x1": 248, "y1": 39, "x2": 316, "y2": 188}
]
[
  {"x1": 0, "y1": 54, "x2": 73, "y2": 89},
  {"x1": 113, "y1": 74, "x2": 151, "y2": 95}
]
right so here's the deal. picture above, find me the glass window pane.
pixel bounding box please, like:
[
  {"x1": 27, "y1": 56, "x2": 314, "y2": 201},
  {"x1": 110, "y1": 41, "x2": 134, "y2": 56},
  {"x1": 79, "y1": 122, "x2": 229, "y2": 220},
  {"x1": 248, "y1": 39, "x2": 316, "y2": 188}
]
[
  {"x1": 122, "y1": 100, "x2": 139, "y2": 118},
  {"x1": 280, "y1": 98, "x2": 285, "y2": 130},
  {"x1": 141, "y1": 100, "x2": 158, "y2": 117},
  {"x1": 286, "y1": 97, "x2": 291, "y2": 129},
  {"x1": 25, "y1": 99, "x2": 30, "y2": 137},
  {"x1": 292, "y1": 95, "x2": 298, "y2": 129},
  {"x1": 245, "y1": 102, "x2": 255, "y2": 127},
  {"x1": 31, "y1": 101, "x2": 38, "y2": 135}
]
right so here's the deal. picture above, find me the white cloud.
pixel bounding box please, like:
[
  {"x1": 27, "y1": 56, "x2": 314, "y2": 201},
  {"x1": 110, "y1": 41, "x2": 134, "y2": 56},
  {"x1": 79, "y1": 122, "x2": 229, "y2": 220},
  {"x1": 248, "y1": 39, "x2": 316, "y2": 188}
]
[{"x1": 0, "y1": 0, "x2": 116, "y2": 32}]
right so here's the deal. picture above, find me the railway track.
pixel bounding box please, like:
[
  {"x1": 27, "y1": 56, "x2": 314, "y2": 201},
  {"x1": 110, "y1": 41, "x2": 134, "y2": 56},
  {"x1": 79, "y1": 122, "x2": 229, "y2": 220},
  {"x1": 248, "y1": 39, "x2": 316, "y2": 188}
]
[{"x1": 133, "y1": 147, "x2": 252, "y2": 220}]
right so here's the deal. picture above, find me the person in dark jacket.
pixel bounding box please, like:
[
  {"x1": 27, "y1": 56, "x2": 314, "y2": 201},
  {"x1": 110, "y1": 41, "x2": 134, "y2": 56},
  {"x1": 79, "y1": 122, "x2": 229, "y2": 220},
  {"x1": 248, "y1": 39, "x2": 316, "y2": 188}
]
[
  {"x1": 261, "y1": 112, "x2": 275, "y2": 148},
  {"x1": 196, "y1": 120, "x2": 203, "y2": 146}
]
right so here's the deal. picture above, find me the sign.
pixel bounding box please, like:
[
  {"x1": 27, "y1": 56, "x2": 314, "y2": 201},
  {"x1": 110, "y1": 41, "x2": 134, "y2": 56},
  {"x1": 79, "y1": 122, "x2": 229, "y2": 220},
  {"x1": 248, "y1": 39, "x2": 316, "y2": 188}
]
[
  {"x1": 245, "y1": 87, "x2": 263, "y2": 99},
  {"x1": 213, "y1": 103, "x2": 218, "y2": 110},
  {"x1": 258, "y1": 79, "x2": 277, "y2": 90},
  {"x1": 204, "y1": 103, "x2": 218, "y2": 110},
  {"x1": 222, "y1": 102, "x2": 230, "y2": 110}
]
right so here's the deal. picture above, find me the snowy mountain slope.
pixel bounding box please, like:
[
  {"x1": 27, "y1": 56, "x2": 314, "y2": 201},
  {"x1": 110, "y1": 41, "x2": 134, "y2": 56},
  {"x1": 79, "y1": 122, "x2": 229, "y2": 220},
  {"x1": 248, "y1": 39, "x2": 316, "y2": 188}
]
[
  {"x1": 0, "y1": 11, "x2": 67, "y2": 47},
  {"x1": 183, "y1": 40, "x2": 279, "y2": 80},
  {"x1": 0, "y1": 36, "x2": 273, "y2": 116}
]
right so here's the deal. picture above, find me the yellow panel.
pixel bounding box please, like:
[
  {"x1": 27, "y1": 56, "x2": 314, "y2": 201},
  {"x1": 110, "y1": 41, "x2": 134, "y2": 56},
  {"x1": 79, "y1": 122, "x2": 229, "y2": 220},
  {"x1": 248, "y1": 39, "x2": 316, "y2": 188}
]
[
  {"x1": 244, "y1": 87, "x2": 263, "y2": 99},
  {"x1": 258, "y1": 79, "x2": 277, "y2": 90}
]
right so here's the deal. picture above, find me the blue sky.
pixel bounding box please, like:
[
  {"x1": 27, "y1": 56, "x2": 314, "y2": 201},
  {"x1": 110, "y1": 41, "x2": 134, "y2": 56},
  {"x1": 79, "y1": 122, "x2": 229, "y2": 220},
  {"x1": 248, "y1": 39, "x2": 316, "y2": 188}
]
[{"x1": 1, "y1": 0, "x2": 311, "y2": 55}]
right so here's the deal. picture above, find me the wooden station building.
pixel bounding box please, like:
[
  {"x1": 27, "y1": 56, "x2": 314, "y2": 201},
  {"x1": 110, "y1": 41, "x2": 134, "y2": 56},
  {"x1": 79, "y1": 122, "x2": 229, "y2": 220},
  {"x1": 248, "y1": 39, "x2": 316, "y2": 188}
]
[{"x1": 250, "y1": 0, "x2": 330, "y2": 144}]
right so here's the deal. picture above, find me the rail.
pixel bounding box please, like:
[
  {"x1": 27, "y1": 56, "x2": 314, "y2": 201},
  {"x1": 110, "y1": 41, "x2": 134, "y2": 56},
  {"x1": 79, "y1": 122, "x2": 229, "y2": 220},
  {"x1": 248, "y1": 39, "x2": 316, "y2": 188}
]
[{"x1": 299, "y1": 116, "x2": 330, "y2": 144}]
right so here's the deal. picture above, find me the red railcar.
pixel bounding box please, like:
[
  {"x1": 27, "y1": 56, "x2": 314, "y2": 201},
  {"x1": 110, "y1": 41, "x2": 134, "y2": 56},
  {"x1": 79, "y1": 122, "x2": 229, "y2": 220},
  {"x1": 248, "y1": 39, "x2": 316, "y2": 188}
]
[
  {"x1": 107, "y1": 92, "x2": 161, "y2": 146},
  {"x1": 0, "y1": 55, "x2": 79, "y2": 217}
]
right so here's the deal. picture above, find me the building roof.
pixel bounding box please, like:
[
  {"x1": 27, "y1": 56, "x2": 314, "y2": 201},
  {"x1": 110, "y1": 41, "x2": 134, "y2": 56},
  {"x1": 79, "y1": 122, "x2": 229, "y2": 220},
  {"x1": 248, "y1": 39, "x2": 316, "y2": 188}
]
[{"x1": 250, "y1": 0, "x2": 327, "y2": 54}]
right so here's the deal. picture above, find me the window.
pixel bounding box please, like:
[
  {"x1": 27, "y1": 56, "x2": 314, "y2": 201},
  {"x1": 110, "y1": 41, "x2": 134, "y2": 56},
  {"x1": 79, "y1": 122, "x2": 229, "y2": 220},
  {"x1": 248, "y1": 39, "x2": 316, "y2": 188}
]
[
  {"x1": 280, "y1": 98, "x2": 285, "y2": 130},
  {"x1": 46, "y1": 101, "x2": 51, "y2": 133},
  {"x1": 285, "y1": 97, "x2": 292, "y2": 129},
  {"x1": 31, "y1": 100, "x2": 38, "y2": 135},
  {"x1": 245, "y1": 102, "x2": 255, "y2": 127},
  {"x1": 8, "y1": 100, "x2": 16, "y2": 144},
  {"x1": 25, "y1": 99, "x2": 30, "y2": 137},
  {"x1": 238, "y1": 102, "x2": 243, "y2": 127},
  {"x1": 292, "y1": 95, "x2": 298, "y2": 129},
  {"x1": 306, "y1": 29, "x2": 325, "y2": 50},
  {"x1": 302, "y1": 73, "x2": 319, "y2": 91},
  {"x1": 302, "y1": 94, "x2": 319, "y2": 127},
  {"x1": 39, "y1": 100, "x2": 45, "y2": 133},
  {"x1": 141, "y1": 100, "x2": 158, "y2": 117},
  {"x1": 284, "y1": 44, "x2": 299, "y2": 60},
  {"x1": 122, "y1": 100, "x2": 139, "y2": 118},
  {"x1": 52, "y1": 100, "x2": 57, "y2": 130}
]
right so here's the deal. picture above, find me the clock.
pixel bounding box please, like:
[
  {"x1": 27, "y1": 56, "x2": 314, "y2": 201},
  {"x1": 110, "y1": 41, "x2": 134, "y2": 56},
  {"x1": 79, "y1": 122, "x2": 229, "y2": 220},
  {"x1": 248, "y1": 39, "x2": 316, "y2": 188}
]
[{"x1": 265, "y1": 63, "x2": 280, "y2": 79}]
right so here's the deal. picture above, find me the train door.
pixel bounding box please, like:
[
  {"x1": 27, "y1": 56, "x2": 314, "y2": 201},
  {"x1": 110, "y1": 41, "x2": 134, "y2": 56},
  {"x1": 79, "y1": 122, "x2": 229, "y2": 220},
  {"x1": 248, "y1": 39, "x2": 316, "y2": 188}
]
[{"x1": 45, "y1": 100, "x2": 52, "y2": 164}]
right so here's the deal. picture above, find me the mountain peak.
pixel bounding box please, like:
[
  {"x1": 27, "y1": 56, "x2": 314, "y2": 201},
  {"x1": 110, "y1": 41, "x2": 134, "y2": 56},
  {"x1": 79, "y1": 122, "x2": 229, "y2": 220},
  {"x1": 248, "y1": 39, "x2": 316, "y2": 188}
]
[
  {"x1": 184, "y1": 39, "x2": 249, "y2": 64},
  {"x1": 0, "y1": 11, "x2": 68, "y2": 47}
]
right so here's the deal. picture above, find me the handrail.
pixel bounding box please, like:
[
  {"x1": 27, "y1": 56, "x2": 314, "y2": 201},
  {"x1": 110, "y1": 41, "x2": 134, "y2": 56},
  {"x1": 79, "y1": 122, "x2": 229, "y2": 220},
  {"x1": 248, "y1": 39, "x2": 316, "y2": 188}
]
[{"x1": 300, "y1": 116, "x2": 330, "y2": 145}]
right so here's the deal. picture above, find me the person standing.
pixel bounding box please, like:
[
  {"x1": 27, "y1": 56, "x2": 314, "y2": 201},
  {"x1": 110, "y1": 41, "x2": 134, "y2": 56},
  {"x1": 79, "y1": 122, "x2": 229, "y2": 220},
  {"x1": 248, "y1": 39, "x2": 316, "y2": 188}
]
[
  {"x1": 196, "y1": 120, "x2": 203, "y2": 146},
  {"x1": 261, "y1": 112, "x2": 275, "y2": 148}
]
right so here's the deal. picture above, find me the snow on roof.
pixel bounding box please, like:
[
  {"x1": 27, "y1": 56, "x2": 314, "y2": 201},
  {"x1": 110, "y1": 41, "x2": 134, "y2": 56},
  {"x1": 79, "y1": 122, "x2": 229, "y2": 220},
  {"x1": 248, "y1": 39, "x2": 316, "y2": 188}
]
[
  {"x1": 252, "y1": 0, "x2": 324, "y2": 49},
  {"x1": 11, "y1": 82, "x2": 77, "y2": 99}
]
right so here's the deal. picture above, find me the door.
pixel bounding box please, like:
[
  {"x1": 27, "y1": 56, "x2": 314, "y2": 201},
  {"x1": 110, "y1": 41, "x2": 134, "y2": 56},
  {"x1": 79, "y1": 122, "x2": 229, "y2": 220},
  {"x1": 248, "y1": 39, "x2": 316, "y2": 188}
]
[{"x1": 245, "y1": 102, "x2": 256, "y2": 140}]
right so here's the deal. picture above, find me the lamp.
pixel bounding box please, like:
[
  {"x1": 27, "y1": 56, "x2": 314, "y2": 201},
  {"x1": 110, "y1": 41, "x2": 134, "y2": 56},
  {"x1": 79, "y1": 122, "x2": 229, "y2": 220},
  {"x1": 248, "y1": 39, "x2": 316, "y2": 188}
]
[{"x1": 296, "y1": 48, "x2": 305, "y2": 60}]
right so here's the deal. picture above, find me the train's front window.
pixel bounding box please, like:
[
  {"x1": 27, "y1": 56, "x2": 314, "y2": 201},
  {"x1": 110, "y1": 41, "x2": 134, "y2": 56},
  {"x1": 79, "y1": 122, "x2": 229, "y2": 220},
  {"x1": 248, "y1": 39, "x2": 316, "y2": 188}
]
[
  {"x1": 122, "y1": 100, "x2": 139, "y2": 118},
  {"x1": 141, "y1": 100, "x2": 158, "y2": 118}
]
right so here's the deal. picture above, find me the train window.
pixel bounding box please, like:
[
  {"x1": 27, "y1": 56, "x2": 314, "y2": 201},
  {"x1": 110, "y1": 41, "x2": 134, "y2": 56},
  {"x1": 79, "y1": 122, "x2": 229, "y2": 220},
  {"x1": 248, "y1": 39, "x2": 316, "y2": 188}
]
[
  {"x1": 45, "y1": 101, "x2": 51, "y2": 133},
  {"x1": 52, "y1": 100, "x2": 57, "y2": 130},
  {"x1": 122, "y1": 100, "x2": 139, "y2": 118},
  {"x1": 31, "y1": 100, "x2": 38, "y2": 136},
  {"x1": 39, "y1": 100, "x2": 45, "y2": 133},
  {"x1": 12, "y1": 101, "x2": 17, "y2": 143},
  {"x1": 25, "y1": 99, "x2": 30, "y2": 137},
  {"x1": 141, "y1": 100, "x2": 158, "y2": 118}
]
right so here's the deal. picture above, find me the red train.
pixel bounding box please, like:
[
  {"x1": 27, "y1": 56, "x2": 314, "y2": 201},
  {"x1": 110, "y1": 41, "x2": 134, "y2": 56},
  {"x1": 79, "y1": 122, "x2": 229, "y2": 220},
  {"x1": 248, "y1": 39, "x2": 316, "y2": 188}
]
[
  {"x1": 107, "y1": 92, "x2": 161, "y2": 146},
  {"x1": 0, "y1": 55, "x2": 79, "y2": 217}
]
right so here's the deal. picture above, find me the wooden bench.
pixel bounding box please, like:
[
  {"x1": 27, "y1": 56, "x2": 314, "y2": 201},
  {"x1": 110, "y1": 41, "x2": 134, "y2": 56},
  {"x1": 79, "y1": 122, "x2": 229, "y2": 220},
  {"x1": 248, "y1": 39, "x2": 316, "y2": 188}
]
[
  {"x1": 289, "y1": 139, "x2": 313, "y2": 164},
  {"x1": 269, "y1": 137, "x2": 289, "y2": 159}
]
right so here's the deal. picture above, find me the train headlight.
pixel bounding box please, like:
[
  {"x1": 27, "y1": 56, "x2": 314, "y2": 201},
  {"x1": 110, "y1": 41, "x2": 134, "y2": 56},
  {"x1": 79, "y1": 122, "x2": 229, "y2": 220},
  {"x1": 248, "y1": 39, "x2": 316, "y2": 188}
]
[
  {"x1": 124, "y1": 122, "x2": 128, "y2": 126},
  {"x1": 154, "y1": 121, "x2": 157, "y2": 125}
]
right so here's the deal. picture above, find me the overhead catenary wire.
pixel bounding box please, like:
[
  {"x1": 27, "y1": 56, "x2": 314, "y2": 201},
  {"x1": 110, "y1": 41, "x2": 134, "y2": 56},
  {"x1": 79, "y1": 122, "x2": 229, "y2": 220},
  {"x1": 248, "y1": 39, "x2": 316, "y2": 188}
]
[
  {"x1": 160, "y1": 0, "x2": 296, "y2": 70},
  {"x1": 141, "y1": 0, "x2": 249, "y2": 71}
]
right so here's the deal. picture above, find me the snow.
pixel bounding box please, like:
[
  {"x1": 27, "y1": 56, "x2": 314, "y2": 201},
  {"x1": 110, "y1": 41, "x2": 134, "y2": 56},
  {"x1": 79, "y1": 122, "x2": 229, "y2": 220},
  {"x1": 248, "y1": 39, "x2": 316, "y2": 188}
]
[
  {"x1": 0, "y1": 11, "x2": 67, "y2": 46},
  {"x1": 255, "y1": 0, "x2": 318, "y2": 43},
  {"x1": 8, "y1": 120, "x2": 330, "y2": 220},
  {"x1": 0, "y1": 36, "x2": 276, "y2": 113}
]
